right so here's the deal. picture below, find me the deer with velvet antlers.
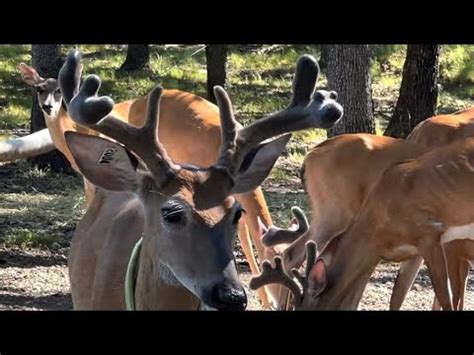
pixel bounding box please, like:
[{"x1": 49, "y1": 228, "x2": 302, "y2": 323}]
[
  {"x1": 0, "y1": 51, "x2": 339, "y2": 309},
  {"x1": 58, "y1": 50, "x2": 343, "y2": 310}
]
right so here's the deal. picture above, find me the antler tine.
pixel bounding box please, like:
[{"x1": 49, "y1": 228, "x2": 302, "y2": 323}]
[
  {"x1": 249, "y1": 257, "x2": 302, "y2": 305},
  {"x1": 304, "y1": 240, "x2": 318, "y2": 280},
  {"x1": 143, "y1": 85, "x2": 162, "y2": 135},
  {"x1": 291, "y1": 206, "x2": 310, "y2": 234},
  {"x1": 290, "y1": 54, "x2": 320, "y2": 107},
  {"x1": 261, "y1": 206, "x2": 309, "y2": 247},
  {"x1": 138, "y1": 86, "x2": 180, "y2": 179},
  {"x1": 58, "y1": 49, "x2": 82, "y2": 107},
  {"x1": 213, "y1": 86, "x2": 238, "y2": 173},
  {"x1": 290, "y1": 240, "x2": 318, "y2": 293}
]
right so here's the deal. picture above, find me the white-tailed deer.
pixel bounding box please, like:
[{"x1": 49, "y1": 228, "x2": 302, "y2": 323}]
[
  {"x1": 16, "y1": 62, "x2": 135, "y2": 206},
  {"x1": 258, "y1": 133, "x2": 426, "y2": 309},
  {"x1": 0, "y1": 52, "x2": 320, "y2": 308},
  {"x1": 251, "y1": 133, "x2": 474, "y2": 310},
  {"x1": 257, "y1": 107, "x2": 474, "y2": 310},
  {"x1": 390, "y1": 107, "x2": 474, "y2": 310},
  {"x1": 58, "y1": 50, "x2": 343, "y2": 310}
]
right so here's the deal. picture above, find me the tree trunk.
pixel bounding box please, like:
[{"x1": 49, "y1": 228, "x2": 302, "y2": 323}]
[
  {"x1": 384, "y1": 45, "x2": 440, "y2": 138},
  {"x1": 206, "y1": 45, "x2": 228, "y2": 104},
  {"x1": 29, "y1": 45, "x2": 70, "y2": 173},
  {"x1": 118, "y1": 45, "x2": 150, "y2": 72},
  {"x1": 323, "y1": 45, "x2": 375, "y2": 137}
]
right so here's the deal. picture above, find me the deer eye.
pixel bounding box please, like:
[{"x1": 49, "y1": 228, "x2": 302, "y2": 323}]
[
  {"x1": 55, "y1": 88, "x2": 61, "y2": 95},
  {"x1": 36, "y1": 87, "x2": 44, "y2": 94},
  {"x1": 161, "y1": 206, "x2": 185, "y2": 225}
]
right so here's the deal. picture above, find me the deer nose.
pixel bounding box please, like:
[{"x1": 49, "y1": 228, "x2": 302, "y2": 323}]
[
  {"x1": 210, "y1": 283, "x2": 247, "y2": 311},
  {"x1": 42, "y1": 104, "x2": 52, "y2": 115}
]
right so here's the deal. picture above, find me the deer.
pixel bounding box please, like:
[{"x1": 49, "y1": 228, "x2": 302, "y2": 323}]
[
  {"x1": 257, "y1": 133, "x2": 427, "y2": 309},
  {"x1": 57, "y1": 50, "x2": 343, "y2": 310},
  {"x1": 0, "y1": 52, "x2": 317, "y2": 309},
  {"x1": 16, "y1": 62, "x2": 135, "y2": 206},
  {"x1": 256, "y1": 107, "x2": 474, "y2": 310},
  {"x1": 389, "y1": 106, "x2": 474, "y2": 311},
  {"x1": 251, "y1": 133, "x2": 474, "y2": 310}
]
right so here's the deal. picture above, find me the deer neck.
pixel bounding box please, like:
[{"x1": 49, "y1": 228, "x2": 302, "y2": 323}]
[
  {"x1": 134, "y1": 234, "x2": 201, "y2": 310},
  {"x1": 45, "y1": 106, "x2": 96, "y2": 172}
]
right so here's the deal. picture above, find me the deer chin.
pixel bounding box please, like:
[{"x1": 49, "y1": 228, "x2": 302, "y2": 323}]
[{"x1": 161, "y1": 262, "x2": 221, "y2": 309}]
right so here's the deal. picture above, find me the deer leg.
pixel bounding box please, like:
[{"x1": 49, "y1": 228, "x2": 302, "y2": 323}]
[
  {"x1": 432, "y1": 296, "x2": 441, "y2": 310},
  {"x1": 234, "y1": 188, "x2": 272, "y2": 263},
  {"x1": 238, "y1": 222, "x2": 259, "y2": 276},
  {"x1": 237, "y1": 221, "x2": 272, "y2": 309},
  {"x1": 276, "y1": 284, "x2": 291, "y2": 310},
  {"x1": 445, "y1": 243, "x2": 469, "y2": 310},
  {"x1": 418, "y1": 241, "x2": 453, "y2": 310},
  {"x1": 235, "y1": 189, "x2": 276, "y2": 309},
  {"x1": 390, "y1": 256, "x2": 423, "y2": 310},
  {"x1": 455, "y1": 260, "x2": 469, "y2": 310}
]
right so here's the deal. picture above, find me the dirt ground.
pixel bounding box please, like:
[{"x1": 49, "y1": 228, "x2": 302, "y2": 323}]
[{"x1": 1, "y1": 244, "x2": 472, "y2": 311}]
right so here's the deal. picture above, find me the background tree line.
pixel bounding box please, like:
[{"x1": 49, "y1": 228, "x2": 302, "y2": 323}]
[{"x1": 26, "y1": 44, "x2": 467, "y2": 171}]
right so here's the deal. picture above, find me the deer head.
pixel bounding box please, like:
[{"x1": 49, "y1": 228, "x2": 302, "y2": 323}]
[
  {"x1": 19, "y1": 63, "x2": 63, "y2": 120},
  {"x1": 251, "y1": 221, "x2": 347, "y2": 310},
  {"x1": 58, "y1": 49, "x2": 343, "y2": 310},
  {"x1": 250, "y1": 239, "x2": 320, "y2": 309}
]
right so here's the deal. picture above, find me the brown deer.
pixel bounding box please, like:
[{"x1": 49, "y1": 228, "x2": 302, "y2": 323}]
[
  {"x1": 251, "y1": 134, "x2": 474, "y2": 310},
  {"x1": 17, "y1": 62, "x2": 134, "y2": 206},
  {"x1": 58, "y1": 50, "x2": 343, "y2": 309},
  {"x1": 257, "y1": 107, "x2": 474, "y2": 310},
  {"x1": 390, "y1": 107, "x2": 474, "y2": 310},
  {"x1": 258, "y1": 133, "x2": 426, "y2": 309}
]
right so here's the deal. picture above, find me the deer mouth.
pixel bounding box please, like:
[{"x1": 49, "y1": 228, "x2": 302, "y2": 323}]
[{"x1": 201, "y1": 282, "x2": 248, "y2": 311}]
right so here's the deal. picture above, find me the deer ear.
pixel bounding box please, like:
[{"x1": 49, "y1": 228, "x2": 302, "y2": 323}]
[
  {"x1": 65, "y1": 131, "x2": 140, "y2": 192},
  {"x1": 307, "y1": 259, "x2": 328, "y2": 297},
  {"x1": 19, "y1": 63, "x2": 45, "y2": 85},
  {"x1": 231, "y1": 134, "x2": 291, "y2": 194}
]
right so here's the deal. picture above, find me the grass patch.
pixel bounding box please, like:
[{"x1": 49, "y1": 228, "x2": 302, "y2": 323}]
[
  {"x1": 0, "y1": 161, "x2": 84, "y2": 251},
  {"x1": 0, "y1": 104, "x2": 29, "y2": 129},
  {"x1": 3, "y1": 229, "x2": 60, "y2": 250},
  {"x1": 265, "y1": 191, "x2": 311, "y2": 227},
  {"x1": 269, "y1": 166, "x2": 292, "y2": 182}
]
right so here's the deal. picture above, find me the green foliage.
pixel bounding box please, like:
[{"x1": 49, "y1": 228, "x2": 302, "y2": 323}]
[
  {"x1": 0, "y1": 161, "x2": 84, "y2": 251},
  {"x1": 370, "y1": 45, "x2": 406, "y2": 78},
  {"x1": 439, "y1": 45, "x2": 474, "y2": 87},
  {"x1": 265, "y1": 191, "x2": 311, "y2": 227}
]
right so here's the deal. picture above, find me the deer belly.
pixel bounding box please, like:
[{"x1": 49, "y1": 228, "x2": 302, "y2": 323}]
[{"x1": 383, "y1": 244, "x2": 419, "y2": 262}]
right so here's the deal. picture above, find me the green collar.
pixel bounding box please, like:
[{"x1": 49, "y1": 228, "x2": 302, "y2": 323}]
[{"x1": 124, "y1": 237, "x2": 143, "y2": 311}]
